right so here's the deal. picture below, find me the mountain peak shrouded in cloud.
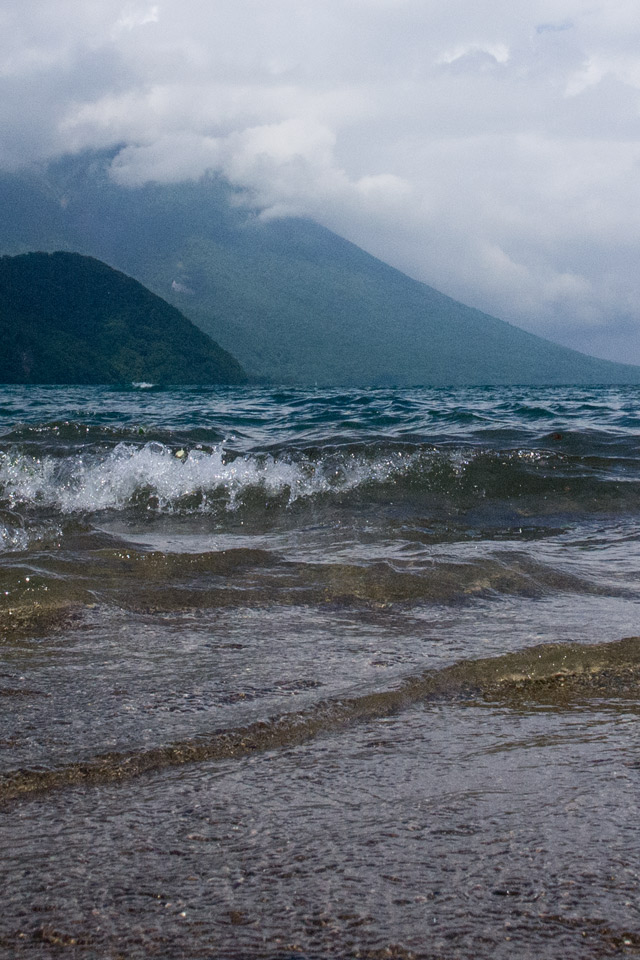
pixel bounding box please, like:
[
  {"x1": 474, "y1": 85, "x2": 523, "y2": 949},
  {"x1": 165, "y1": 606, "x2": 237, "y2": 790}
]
[
  {"x1": 2, "y1": 1, "x2": 640, "y2": 364},
  {"x1": 2, "y1": 151, "x2": 640, "y2": 387}
]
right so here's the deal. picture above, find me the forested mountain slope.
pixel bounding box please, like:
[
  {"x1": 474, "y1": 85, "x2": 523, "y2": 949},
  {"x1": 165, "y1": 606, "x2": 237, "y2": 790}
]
[
  {"x1": 0, "y1": 251, "x2": 246, "y2": 385},
  {"x1": 1, "y1": 152, "x2": 638, "y2": 386}
]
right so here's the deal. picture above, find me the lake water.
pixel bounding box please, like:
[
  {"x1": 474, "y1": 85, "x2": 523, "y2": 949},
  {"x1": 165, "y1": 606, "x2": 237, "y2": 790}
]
[{"x1": 1, "y1": 384, "x2": 639, "y2": 959}]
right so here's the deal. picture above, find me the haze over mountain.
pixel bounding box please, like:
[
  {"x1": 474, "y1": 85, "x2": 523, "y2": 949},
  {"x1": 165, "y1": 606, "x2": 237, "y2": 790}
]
[
  {"x1": 2, "y1": 1, "x2": 640, "y2": 366},
  {"x1": 0, "y1": 251, "x2": 246, "y2": 385},
  {"x1": 2, "y1": 152, "x2": 640, "y2": 387}
]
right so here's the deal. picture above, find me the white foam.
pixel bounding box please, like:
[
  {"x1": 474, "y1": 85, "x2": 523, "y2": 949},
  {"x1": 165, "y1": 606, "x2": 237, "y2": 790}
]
[
  {"x1": 0, "y1": 520, "x2": 29, "y2": 553},
  {"x1": 0, "y1": 442, "x2": 412, "y2": 515}
]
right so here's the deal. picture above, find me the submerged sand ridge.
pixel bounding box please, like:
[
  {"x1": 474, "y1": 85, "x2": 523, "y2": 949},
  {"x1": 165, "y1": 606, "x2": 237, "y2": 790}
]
[{"x1": 2, "y1": 636, "x2": 638, "y2": 804}]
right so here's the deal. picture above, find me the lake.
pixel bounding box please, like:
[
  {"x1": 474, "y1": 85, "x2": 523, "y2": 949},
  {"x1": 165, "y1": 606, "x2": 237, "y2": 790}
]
[{"x1": 1, "y1": 383, "x2": 639, "y2": 959}]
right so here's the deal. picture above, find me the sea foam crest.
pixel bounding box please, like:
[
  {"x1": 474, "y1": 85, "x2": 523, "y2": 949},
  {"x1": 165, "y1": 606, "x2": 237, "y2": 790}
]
[
  {"x1": 0, "y1": 442, "x2": 409, "y2": 515},
  {"x1": 0, "y1": 520, "x2": 29, "y2": 553}
]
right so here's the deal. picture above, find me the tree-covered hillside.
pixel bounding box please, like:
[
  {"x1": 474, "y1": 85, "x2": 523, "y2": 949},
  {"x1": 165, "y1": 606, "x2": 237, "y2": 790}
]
[
  {"x1": 1, "y1": 152, "x2": 639, "y2": 386},
  {"x1": 0, "y1": 251, "x2": 246, "y2": 384}
]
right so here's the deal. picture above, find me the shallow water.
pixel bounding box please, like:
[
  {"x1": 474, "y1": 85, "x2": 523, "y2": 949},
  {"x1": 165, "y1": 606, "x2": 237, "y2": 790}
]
[{"x1": 1, "y1": 384, "x2": 639, "y2": 958}]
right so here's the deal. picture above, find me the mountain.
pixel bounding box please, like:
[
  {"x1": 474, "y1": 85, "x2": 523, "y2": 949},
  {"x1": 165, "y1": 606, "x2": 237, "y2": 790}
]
[
  {"x1": 1, "y1": 151, "x2": 639, "y2": 386},
  {"x1": 0, "y1": 251, "x2": 246, "y2": 385}
]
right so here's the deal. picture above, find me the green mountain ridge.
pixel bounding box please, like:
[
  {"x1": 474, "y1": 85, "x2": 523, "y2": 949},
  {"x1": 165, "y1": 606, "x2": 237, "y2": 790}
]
[
  {"x1": 1, "y1": 151, "x2": 639, "y2": 386},
  {"x1": 0, "y1": 251, "x2": 246, "y2": 385}
]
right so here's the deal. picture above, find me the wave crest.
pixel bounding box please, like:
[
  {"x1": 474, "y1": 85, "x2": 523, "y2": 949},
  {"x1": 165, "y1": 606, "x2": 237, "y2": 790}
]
[
  {"x1": 0, "y1": 440, "x2": 632, "y2": 519},
  {"x1": 0, "y1": 441, "x2": 404, "y2": 515}
]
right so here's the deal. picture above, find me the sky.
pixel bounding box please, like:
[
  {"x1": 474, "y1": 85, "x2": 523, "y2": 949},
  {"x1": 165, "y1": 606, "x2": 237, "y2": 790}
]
[{"x1": 2, "y1": 0, "x2": 640, "y2": 364}]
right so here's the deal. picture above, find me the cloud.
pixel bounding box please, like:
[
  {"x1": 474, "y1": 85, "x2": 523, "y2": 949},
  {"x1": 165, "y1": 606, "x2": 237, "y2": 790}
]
[
  {"x1": 435, "y1": 41, "x2": 511, "y2": 67},
  {"x1": 113, "y1": 4, "x2": 159, "y2": 33},
  {"x1": 2, "y1": 0, "x2": 640, "y2": 362},
  {"x1": 536, "y1": 20, "x2": 574, "y2": 34}
]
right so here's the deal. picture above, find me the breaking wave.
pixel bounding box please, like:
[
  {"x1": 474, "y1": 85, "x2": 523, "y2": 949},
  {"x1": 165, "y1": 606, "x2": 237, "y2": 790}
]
[
  {"x1": 0, "y1": 441, "x2": 373, "y2": 514},
  {"x1": 0, "y1": 436, "x2": 637, "y2": 521}
]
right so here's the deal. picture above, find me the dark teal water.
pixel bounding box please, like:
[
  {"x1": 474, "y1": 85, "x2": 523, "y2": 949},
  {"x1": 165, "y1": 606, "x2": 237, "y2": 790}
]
[{"x1": 1, "y1": 385, "x2": 639, "y2": 959}]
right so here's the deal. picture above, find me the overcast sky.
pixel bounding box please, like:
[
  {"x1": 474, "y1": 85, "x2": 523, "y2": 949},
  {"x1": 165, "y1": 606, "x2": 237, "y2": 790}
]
[{"x1": 3, "y1": 0, "x2": 640, "y2": 363}]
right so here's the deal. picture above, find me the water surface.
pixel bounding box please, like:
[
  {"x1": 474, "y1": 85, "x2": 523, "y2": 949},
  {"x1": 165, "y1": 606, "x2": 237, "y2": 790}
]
[{"x1": 1, "y1": 384, "x2": 639, "y2": 959}]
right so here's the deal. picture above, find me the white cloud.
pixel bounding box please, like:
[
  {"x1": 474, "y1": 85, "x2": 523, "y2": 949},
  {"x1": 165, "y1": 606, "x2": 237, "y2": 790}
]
[
  {"x1": 2, "y1": 0, "x2": 640, "y2": 361},
  {"x1": 436, "y1": 42, "x2": 511, "y2": 66},
  {"x1": 113, "y1": 4, "x2": 159, "y2": 34},
  {"x1": 110, "y1": 134, "x2": 223, "y2": 185}
]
